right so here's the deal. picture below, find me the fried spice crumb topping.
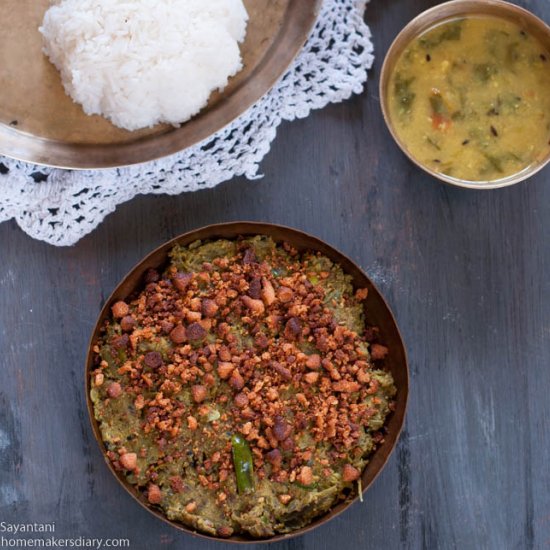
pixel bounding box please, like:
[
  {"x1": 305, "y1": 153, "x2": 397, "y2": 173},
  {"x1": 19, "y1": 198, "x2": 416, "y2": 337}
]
[{"x1": 92, "y1": 237, "x2": 395, "y2": 511}]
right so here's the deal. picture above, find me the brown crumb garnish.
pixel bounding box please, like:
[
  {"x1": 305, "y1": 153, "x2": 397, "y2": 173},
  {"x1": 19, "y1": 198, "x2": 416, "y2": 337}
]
[
  {"x1": 147, "y1": 484, "x2": 162, "y2": 504},
  {"x1": 173, "y1": 272, "x2": 193, "y2": 292},
  {"x1": 273, "y1": 416, "x2": 293, "y2": 441},
  {"x1": 106, "y1": 382, "x2": 122, "y2": 398},
  {"x1": 143, "y1": 351, "x2": 163, "y2": 369},
  {"x1": 242, "y1": 295, "x2": 265, "y2": 315},
  {"x1": 120, "y1": 315, "x2": 136, "y2": 332},
  {"x1": 185, "y1": 501, "x2": 197, "y2": 513},
  {"x1": 303, "y1": 371, "x2": 319, "y2": 384},
  {"x1": 355, "y1": 288, "x2": 368, "y2": 301},
  {"x1": 266, "y1": 448, "x2": 283, "y2": 468},
  {"x1": 233, "y1": 392, "x2": 249, "y2": 408},
  {"x1": 111, "y1": 301, "x2": 129, "y2": 319},
  {"x1": 191, "y1": 385, "x2": 208, "y2": 403},
  {"x1": 217, "y1": 361, "x2": 234, "y2": 379},
  {"x1": 305, "y1": 354, "x2": 321, "y2": 370},
  {"x1": 278, "y1": 494, "x2": 292, "y2": 505},
  {"x1": 296, "y1": 466, "x2": 313, "y2": 486},
  {"x1": 169, "y1": 476, "x2": 185, "y2": 493},
  {"x1": 202, "y1": 299, "x2": 219, "y2": 318},
  {"x1": 229, "y1": 370, "x2": 244, "y2": 390},
  {"x1": 370, "y1": 344, "x2": 389, "y2": 360},
  {"x1": 342, "y1": 464, "x2": 360, "y2": 482},
  {"x1": 277, "y1": 286, "x2": 294, "y2": 303},
  {"x1": 186, "y1": 322, "x2": 206, "y2": 342},
  {"x1": 94, "y1": 238, "x2": 394, "y2": 504},
  {"x1": 261, "y1": 278, "x2": 276, "y2": 305},
  {"x1": 216, "y1": 525, "x2": 233, "y2": 538},
  {"x1": 119, "y1": 452, "x2": 137, "y2": 470},
  {"x1": 169, "y1": 324, "x2": 186, "y2": 344}
]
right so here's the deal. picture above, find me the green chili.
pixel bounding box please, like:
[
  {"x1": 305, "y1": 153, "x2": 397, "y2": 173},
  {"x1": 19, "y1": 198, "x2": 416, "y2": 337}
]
[{"x1": 231, "y1": 434, "x2": 254, "y2": 494}]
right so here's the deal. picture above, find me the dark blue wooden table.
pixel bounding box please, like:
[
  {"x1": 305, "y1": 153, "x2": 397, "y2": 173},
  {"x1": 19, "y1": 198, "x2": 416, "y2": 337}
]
[{"x1": 0, "y1": 1, "x2": 549, "y2": 548}]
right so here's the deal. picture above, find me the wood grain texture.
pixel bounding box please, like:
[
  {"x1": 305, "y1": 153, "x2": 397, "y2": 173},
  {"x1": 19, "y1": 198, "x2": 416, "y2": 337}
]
[{"x1": 0, "y1": 1, "x2": 549, "y2": 548}]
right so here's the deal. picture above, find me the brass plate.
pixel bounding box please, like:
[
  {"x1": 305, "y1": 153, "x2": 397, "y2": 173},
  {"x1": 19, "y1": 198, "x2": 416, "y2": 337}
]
[
  {"x1": 0, "y1": 0, "x2": 322, "y2": 169},
  {"x1": 85, "y1": 222, "x2": 409, "y2": 543}
]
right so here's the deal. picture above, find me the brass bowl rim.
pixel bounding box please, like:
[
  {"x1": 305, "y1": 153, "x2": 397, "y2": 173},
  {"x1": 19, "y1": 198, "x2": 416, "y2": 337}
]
[
  {"x1": 379, "y1": 0, "x2": 550, "y2": 190},
  {"x1": 84, "y1": 221, "x2": 409, "y2": 544}
]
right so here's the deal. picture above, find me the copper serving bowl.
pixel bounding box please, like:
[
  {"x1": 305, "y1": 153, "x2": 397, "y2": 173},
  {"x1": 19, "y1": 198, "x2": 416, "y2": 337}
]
[
  {"x1": 379, "y1": 0, "x2": 550, "y2": 189},
  {"x1": 85, "y1": 222, "x2": 409, "y2": 543}
]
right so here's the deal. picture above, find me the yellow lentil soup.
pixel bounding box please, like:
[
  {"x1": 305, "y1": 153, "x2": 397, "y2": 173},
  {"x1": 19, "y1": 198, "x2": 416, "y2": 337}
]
[{"x1": 388, "y1": 16, "x2": 550, "y2": 182}]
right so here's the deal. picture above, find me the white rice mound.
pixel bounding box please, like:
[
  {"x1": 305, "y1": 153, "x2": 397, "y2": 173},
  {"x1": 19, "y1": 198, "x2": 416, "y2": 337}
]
[{"x1": 40, "y1": 0, "x2": 248, "y2": 131}]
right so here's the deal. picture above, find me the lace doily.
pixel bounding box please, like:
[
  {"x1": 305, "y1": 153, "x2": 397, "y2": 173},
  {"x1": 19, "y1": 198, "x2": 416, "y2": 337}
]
[{"x1": 0, "y1": 0, "x2": 373, "y2": 246}]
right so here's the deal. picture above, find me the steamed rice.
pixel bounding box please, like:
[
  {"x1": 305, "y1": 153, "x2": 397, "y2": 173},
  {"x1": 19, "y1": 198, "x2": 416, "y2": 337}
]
[{"x1": 40, "y1": 0, "x2": 248, "y2": 131}]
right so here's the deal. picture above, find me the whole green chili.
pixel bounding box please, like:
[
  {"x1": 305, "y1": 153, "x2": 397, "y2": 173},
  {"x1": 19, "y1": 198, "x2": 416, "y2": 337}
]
[{"x1": 231, "y1": 434, "x2": 254, "y2": 494}]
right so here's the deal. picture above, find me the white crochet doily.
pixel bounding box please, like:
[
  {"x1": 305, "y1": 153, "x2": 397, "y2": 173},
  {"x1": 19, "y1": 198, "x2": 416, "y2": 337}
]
[{"x1": 0, "y1": 0, "x2": 374, "y2": 246}]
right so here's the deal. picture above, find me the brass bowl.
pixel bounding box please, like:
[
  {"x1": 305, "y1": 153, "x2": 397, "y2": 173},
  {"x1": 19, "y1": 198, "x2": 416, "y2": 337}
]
[
  {"x1": 85, "y1": 222, "x2": 409, "y2": 543},
  {"x1": 379, "y1": 0, "x2": 550, "y2": 190}
]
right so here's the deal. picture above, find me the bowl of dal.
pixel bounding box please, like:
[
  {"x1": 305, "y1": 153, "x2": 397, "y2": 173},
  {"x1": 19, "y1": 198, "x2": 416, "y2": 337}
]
[{"x1": 380, "y1": 0, "x2": 550, "y2": 189}]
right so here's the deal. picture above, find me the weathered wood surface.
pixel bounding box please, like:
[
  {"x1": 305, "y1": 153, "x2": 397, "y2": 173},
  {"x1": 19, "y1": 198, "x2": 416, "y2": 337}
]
[{"x1": 0, "y1": 1, "x2": 549, "y2": 548}]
